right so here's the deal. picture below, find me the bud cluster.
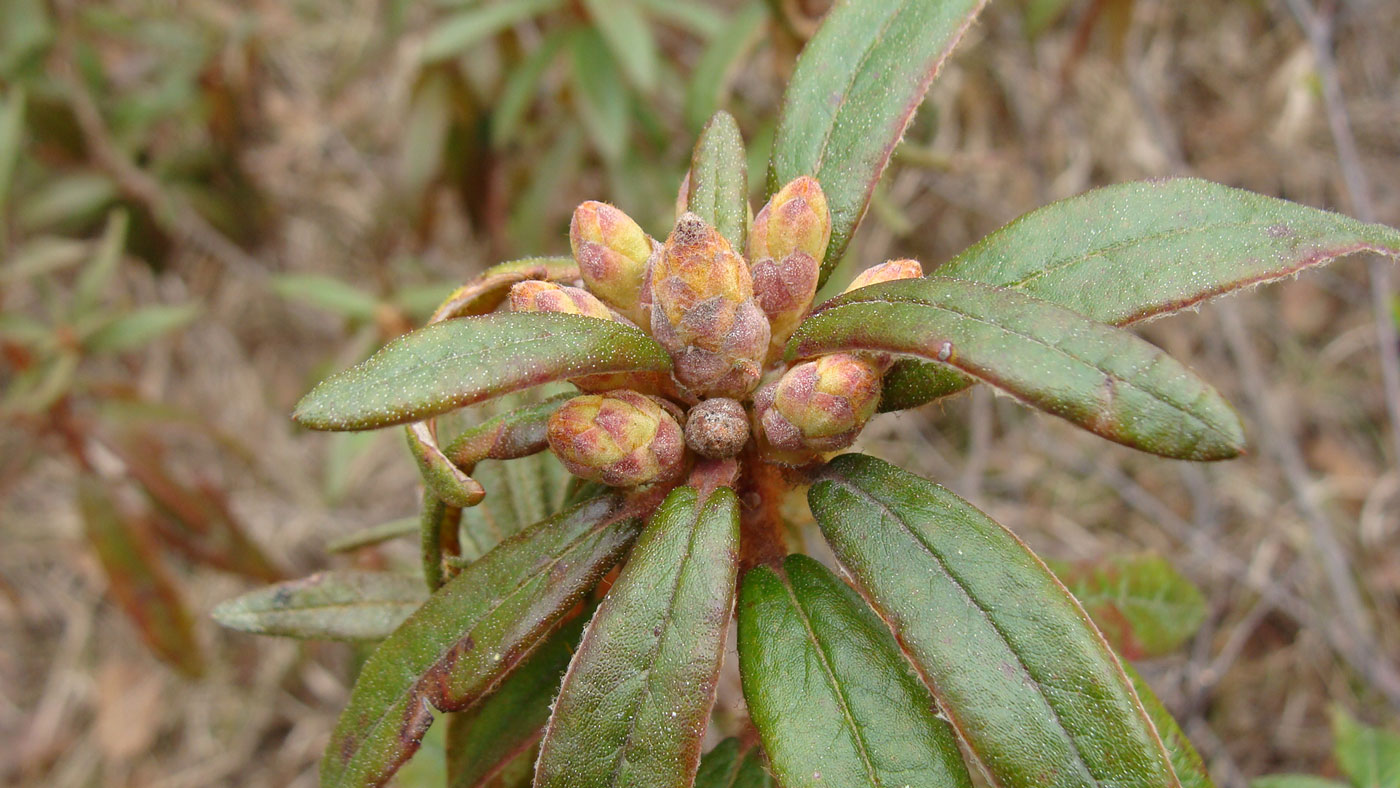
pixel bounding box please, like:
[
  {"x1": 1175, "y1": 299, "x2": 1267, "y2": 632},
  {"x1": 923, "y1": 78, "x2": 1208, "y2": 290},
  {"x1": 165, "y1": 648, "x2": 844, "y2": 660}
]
[{"x1": 503, "y1": 177, "x2": 924, "y2": 484}]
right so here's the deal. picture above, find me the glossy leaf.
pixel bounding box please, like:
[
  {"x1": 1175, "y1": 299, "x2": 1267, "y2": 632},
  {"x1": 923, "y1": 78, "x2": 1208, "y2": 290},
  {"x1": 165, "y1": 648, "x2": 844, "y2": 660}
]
[
  {"x1": 1049, "y1": 555, "x2": 1208, "y2": 659},
  {"x1": 811, "y1": 454, "x2": 1179, "y2": 788},
  {"x1": 293, "y1": 312, "x2": 671, "y2": 431},
  {"x1": 887, "y1": 178, "x2": 1400, "y2": 411},
  {"x1": 738, "y1": 553, "x2": 974, "y2": 788},
  {"x1": 534, "y1": 487, "x2": 740, "y2": 788},
  {"x1": 581, "y1": 0, "x2": 658, "y2": 94},
  {"x1": 1332, "y1": 708, "x2": 1400, "y2": 788},
  {"x1": 78, "y1": 477, "x2": 204, "y2": 677},
  {"x1": 421, "y1": 0, "x2": 562, "y2": 62},
  {"x1": 694, "y1": 738, "x2": 774, "y2": 788},
  {"x1": 269, "y1": 273, "x2": 381, "y2": 322},
  {"x1": 83, "y1": 303, "x2": 201, "y2": 354},
  {"x1": 428, "y1": 257, "x2": 577, "y2": 324},
  {"x1": 687, "y1": 110, "x2": 749, "y2": 254},
  {"x1": 792, "y1": 277, "x2": 1244, "y2": 460},
  {"x1": 569, "y1": 29, "x2": 629, "y2": 163},
  {"x1": 684, "y1": 2, "x2": 768, "y2": 132},
  {"x1": 444, "y1": 608, "x2": 588, "y2": 788},
  {"x1": 321, "y1": 493, "x2": 642, "y2": 788},
  {"x1": 212, "y1": 571, "x2": 427, "y2": 641},
  {"x1": 1126, "y1": 664, "x2": 1216, "y2": 788},
  {"x1": 770, "y1": 0, "x2": 986, "y2": 285}
]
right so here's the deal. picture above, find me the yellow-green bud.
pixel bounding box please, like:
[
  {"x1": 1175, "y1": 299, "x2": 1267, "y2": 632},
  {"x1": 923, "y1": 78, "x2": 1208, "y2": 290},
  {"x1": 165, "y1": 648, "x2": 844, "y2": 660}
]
[
  {"x1": 546, "y1": 390, "x2": 685, "y2": 487},
  {"x1": 749, "y1": 176, "x2": 831, "y2": 362},
  {"x1": 508, "y1": 280, "x2": 616, "y2": 322},
  {"x1": 570, "y1": 201, "x2": 657, "y2": 324},
  {"x1": 842, "y1": 259, "x2": 924, "y2": 372},
  {"x1": 650, "y1": 213, "x2": 770, "y2": 399},
  {"x1": 755, "y1": 353, "x2": 881, "y2": 462}
]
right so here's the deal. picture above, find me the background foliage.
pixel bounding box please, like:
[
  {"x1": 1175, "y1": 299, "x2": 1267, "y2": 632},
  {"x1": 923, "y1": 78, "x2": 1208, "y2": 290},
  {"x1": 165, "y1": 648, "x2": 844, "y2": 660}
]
[{"x1": 2, "y1": 0, "x2": 1399, "y2": 786}]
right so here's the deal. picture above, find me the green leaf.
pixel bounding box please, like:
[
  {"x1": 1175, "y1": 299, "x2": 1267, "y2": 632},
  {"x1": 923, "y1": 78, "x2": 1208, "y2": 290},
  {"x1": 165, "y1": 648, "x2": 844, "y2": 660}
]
[
  {"x1": 293, "y1": 312, "x2": 672, "y2": 431},
  {"x1": 16, "y1": 172, "x2": 119, "y2": 232},
  {"x1": 1252, "y1": 778, "x2": 1351, "y2": 788},
  {"x1": 687, "y1": 110, "x2": 748, "y2": 253},
  {"x1": 694, "y1": 738, "x2": 774, "y2": 788},
  {"x1": 1048, "y1": 555, "x2": 1208, "y2": 659},
  {"x1": 490, "y1": 29, "x2": 569, "y2": 148},
  {"x1": 792, "y1": 277, "x2": 1244, "y2": 460},
  {"x1": 72, "y1": 209, "x2": 129, "y2": 316},
  {"x1": 632, "y1": 0, "x2": 725, "y2": 38},
  {"x1": 1126, "y1": 664, "x2": 1216, "y2": 788},
  {"x1": 769, "y1": 0, "x2": 986, "y2": 286},
  {"x1": 407, "y1": 422, "x2": 486, "y2": 508},
  {"x1": 810, "y1": 454, "x2": 1179, "y2": 788},
  {"x1": 83, "y1": 303, "x2": 201, "y2": 354},
  {"x1": 887, "y1": 179, "x2": 1400, "y2": 411},
  {"x1": 0, "y1": 87, "x2": 25, "y2": 232},
  {"x1": 569, "y1": 29, "x2": 629, "y2": 163},
  {"x1": 1332, "y1": 708, "x2": 1400, "y2": 788},
  {"x1": 683, "y1": 2, "x2": 768, "y2": 132},
  {"x1": 212, "y1": 571, "x2": 428, "y2": 641},
  {"x1": 78, "y1": 477, "x2": 204, "y2": 677},
  {"x1": 738, "y1": 554, "x2": 974, "y2": 788},
  {"x1": 269, "y1": 273, "x2": 381, "y2": 322},
  {"x1": 581, "y1": 0, "x2": 658, "y2": 94},
  {"x1": 445, "y1": 607, "x2": 588, "y2": 788},
  {"x1": 421, "y1": 0, "x2": 563, "y2": 62},
  {"x1": 534, "y1": 486, "x2": 740, "y2": 788},
  {"x1": 321, "y1": 493, "x2": 643, "y2": 788},
  {"x1": 0, "y1": 237, "x2": 91, "y2": 284},
  {"x1": 442, "y1": 393, "x2": 572, "y2": 468}
]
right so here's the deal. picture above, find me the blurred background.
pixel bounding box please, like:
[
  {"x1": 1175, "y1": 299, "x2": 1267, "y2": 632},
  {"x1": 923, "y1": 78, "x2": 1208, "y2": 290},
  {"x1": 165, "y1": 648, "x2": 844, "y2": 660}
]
[{"x1": 1, "y1": 0, "x2": 1397, "y2": 785}]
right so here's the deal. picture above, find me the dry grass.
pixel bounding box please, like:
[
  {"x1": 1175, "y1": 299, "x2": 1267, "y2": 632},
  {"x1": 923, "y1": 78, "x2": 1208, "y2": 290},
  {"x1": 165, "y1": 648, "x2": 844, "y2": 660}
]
[{"x1": 2, "y1": 0, "x2": 1398, "y2": 785}]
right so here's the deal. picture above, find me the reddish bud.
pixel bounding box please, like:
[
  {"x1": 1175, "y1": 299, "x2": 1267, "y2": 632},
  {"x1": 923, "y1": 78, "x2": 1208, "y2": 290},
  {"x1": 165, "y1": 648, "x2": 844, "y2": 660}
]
[
  {"x1": 508, "y1": 280, "x2": 616, "y2": 322},
  {"x1": 546, "y1": 390, "x2": 685, "y2": 487},
  {"x1": 569, "y1": 201, "x2": 657, "y2": 324},
  {"x1": 843, "y1": 259, "x2": 924, "y2": 371},
  {"x1": 755, "y1": 353, "x2": 881, "y2": 463},
  {"x1": 749, "y1": 177, "x2": 831, "y2": 362},
  {"x1": 650, "y1": 213, "x2": 770, "y2": 398}
]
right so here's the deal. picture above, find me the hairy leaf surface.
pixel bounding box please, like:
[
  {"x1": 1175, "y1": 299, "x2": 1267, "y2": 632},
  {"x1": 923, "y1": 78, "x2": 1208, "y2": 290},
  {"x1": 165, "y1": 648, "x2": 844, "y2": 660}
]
[
  {"x1": 534, "y1": 487, "x2": 739, "y2": 788},
  {"x1": 687, "y1": 110, "x2": 748, "y2": 253},
  {"x1": 738, "y1": 554, "x2": 973, "y2": 788},
  {"x1": 791, "y1": 277, "x2": 1244, "y2": 460},
  {"x1": 811, "y1": 454, "x2": 1179, "y2": 788}
]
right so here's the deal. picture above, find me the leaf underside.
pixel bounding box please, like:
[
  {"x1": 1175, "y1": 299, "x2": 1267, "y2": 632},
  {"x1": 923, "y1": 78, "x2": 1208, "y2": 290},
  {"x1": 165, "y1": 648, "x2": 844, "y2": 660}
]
[
  {"x1": 321, "y1": 493, "x2": 642, "y2": 788},
  {"x1": 211, "y1": 570, "x2": 427, "y2": 641},
  {"x1": 534, "y1": 487, "x2": 740, "y2": 788},
  {"x1": 882, "y1": 178, "x2": 1400, "y2": 412},
  {"x1": 293, "y1": 312, "x2": 671, "y2": 431},
  {"x1": 810, "y1": 454, "x2": 1180, "y2": 788},
  {"x1": 791, "y1": 277, "x2": 1244, "y2": 460},
  {"x1": 738, "y1": 554, "x2": 974, "y2": 788},
  {"x1": 770, "y1": 0, "x2": 987, "y2": 287}
]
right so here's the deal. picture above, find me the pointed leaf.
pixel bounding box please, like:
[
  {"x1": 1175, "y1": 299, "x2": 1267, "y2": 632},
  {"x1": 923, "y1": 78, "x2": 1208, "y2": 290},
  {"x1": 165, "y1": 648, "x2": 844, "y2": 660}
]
[
  {"x1": 738, "y1": 554, "x2": 974, "y2": 788},
  {"x1": 769, "y1": 0, "x2": 986, "y2": 286},
  {"x1": 212, "y1": 571, "x2": 428, "y2": 641},
  {"x1": 695, "y1": 738, "x2": 775, "y2": 788},
  {"x1": 810, "y1": 454, "x2": 1180, "y2": 788},
  {"x1": 421, "y1": 0, "x2": 562, "y2": 62},
  {"x1": 684, "y1": 3, "x2": 769, "y2": 133},
  {"x1": 490, "y1": 29, "x2": 569, "y2": 148},
  {"x1": 887, "y1": 178, "x2": 1400, "y2": 411},
  {"x1": 78, "y1": 477, "x2": 204, "y2": 677},
  {"x1": 1048, "y1": 554, "x2": 1208, "y2": 659},
  {"x1": 791, "y1": 277, "x2": 1244, "y2": 460},
  {"x1": 581, "y1": 0, "x2": 658, "y2": 94},
  {"x1": 1332, "y1": 708, "x2": 1400, "y2": 788},
  {"x1": 445, "y1": 607, "x2": 588, "y2": 788},
  {"x1": 72, "y1": 209, "x2": 129, "y2": 316},
  {"x1": 293, "y1": 312, "x2": 671, "y2": 431},
  {"x1": 534, "y1": 487, "x2": 740, "y2": 788},
  {"x1": 269, "y1": 273, "x2": 381, "y2": 322},
  {"x1": 83, "y1": 303, "x2": 201, "y2": 355},
  {"x1": 687, "y1": 110, "x2": 749, "y2": 254},
  {"x1": 321, "y1": 493, "x2": 643, "y2": 788},
  {"x1": 1126, "y1": 664, "x2": 1216, "y2": 788},
  {"x1": 569, "y1": 29, "x2": 629, "y2": 163}
]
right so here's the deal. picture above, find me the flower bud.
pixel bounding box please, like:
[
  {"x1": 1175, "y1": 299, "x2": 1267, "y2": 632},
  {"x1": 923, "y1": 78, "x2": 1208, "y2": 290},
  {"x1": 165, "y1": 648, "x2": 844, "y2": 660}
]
[
  {"x1": 508, "y1": 280, "x2": 616, "y2": 322},
  {"x1": 650, "y1": 213, "x2": 770, "y2": 399},
  {"x1": 570, "y1": 201, "x2": 657, "y2": 324},
  {"x1": 842, "y1": 258, "x2": 924, "y2": 372},
  {"x1": 755, "y1": 353, "x2": 881, "y2": 462},
  {"x1": 749, "y1": 177, "x2": 831, "y2": 362},
  {"x1": 546, "y1": 390, "x2": 685, "y2": 487}
]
